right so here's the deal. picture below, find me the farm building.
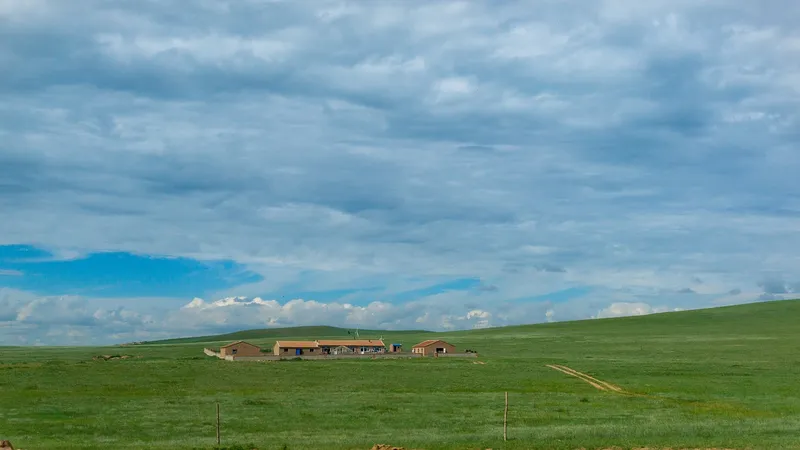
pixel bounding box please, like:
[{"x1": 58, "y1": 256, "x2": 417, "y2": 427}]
[
  {"x1": 273, "y1": 339, "x2": 386, "y2": 356},
  {"x1": 319, "y1": 339, "x2": 385, "y2": 355},
  {"x1": 219, "y1": 341, "x2": 262, "y2": 357},
  {"x1": 272, "y1": 340, "x2": 321, "y2": 356},
  {"x1": 411, "y1": 339, "x2": 455, "y2": 356}
]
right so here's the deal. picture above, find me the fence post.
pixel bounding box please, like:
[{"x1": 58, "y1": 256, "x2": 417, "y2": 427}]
[
  {"x1": 503, "y1": 391, "x2": 508, "y2": 441},
  {"x1": 216, "y1": 402, "x2": 221, "y2": 446}
]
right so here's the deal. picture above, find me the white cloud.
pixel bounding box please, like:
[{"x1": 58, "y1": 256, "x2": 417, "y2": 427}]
[
  {"x1": 594, "y1": 302, "x2": 682, "y2": 319},
  {"x1": 433, "y1": 76, "x2": 476, "y2": 100},
  {"x1": 2, "y1": 289, "x2": 504, "y2": 343}
]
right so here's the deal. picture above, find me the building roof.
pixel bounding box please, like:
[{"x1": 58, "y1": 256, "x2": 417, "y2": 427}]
[
  {"x1": 412, "y1": 339, "x2": 450, "y2": 348},
  {"x1": 317, "y1": 339, "x2": 385, "y2": 347},
  {"x1": 220, "y1": 340, "x2": 260, "y2": 349},
  {"x1": 273, "y1": 339, "x2": 387, "y2": 348},
  {"x1": 274, "y1": 340, "x2": 319, "y2": 348}
]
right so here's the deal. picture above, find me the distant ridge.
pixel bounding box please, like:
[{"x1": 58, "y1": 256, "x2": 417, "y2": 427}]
[
  {"x1": 141, "y1": 325, "x2": 429, "y2": 345},
  {"x1": 136, "y1": 298, "x2": 800, "y2": 346}
]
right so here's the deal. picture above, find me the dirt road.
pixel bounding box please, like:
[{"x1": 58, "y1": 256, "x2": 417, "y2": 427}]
[{"x1": 546, "y1": 364, "x2": 628, "y2": 394}]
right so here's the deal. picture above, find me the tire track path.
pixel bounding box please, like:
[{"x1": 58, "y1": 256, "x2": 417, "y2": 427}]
[{"x1": 546, "y1": 364, "x2": 631, "y2": 395}]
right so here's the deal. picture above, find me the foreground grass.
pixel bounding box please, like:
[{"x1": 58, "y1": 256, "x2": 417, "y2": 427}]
[{"x1": 1, "y1": 300, "x2": 799, "y2": 449}]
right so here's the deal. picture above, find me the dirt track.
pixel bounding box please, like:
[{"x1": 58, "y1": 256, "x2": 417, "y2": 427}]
[{"x1": 546, "y1": 364, "x2": 628, "y2": 394}]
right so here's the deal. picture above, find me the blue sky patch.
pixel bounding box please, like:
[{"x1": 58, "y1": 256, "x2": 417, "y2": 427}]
[
  {"x1": 0, "y1": 244, "x2": 262, "y2": 298},
  {"x1": 0, "y1": 244, "x2": 54, "y2": 262}
]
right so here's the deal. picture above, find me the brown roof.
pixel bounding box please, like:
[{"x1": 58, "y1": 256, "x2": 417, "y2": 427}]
[
  {"x1": 317, "y1": 339, "x2": 385, "y2": 347},
  {"x1": 221, "y1": 340, "x2": 260, "y2": 349},
  {"x1": 274, "y1": 340, "x2": 319, "y2": 348},
  {"x1": 412, "y1": 339, "x2": 448, "y2": 348}
]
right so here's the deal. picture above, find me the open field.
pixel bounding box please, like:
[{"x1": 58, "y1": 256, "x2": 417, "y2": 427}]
[{"x1": 2, "y1": 299, "x2": 800, "y2": 449}]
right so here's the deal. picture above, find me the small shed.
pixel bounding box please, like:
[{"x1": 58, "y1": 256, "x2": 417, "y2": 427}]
[
  {"x1": 219, "y1": 341, "x2": 262, "y2": 358},
  {"x1": 411, "y1": 339, "x2": 455, "y2": 356},
  {"x1": 389, "y1": 343, "x2": 403, "y2": 353}
]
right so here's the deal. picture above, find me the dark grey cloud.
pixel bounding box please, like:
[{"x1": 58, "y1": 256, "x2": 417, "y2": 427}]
[
  {"x1": 475, "y1": 283, "x2": 499, "y2": 293},
  {"x1": 535, "y1": 264, "x2": 567, "y2": 273},
  {"x1": 758, "y1": 280, "x2": 791, "y2": 294}
]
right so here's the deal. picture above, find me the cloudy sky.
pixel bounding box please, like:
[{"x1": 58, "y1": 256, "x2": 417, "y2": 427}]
[{"x1": 1, "y1": 0, "x2": 799, "y2": 345}]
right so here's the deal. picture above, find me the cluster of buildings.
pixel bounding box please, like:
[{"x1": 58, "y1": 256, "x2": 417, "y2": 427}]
[{"x1": 218, "y1": 338, "x2": 457, "y2": 358}]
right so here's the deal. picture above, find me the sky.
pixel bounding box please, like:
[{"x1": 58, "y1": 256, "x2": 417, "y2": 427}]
[{"x1": 1, "y1": 0, "x2": 799, "y2": 345}]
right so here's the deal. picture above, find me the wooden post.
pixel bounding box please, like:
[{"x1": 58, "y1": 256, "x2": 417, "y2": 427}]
[
  {"x1": 503, "y1": 391, "x2": 508, "y2": 441},
  {"x1": 216, "y1": 402, "x2": 221, "y2": 446}
]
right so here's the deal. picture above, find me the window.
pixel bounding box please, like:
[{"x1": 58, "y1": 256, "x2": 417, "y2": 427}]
[
  {"x1": 310, "y1": 349, "x2": 315, "y2": 353},
  {"x1": 232, "y1": 348, "x2": 238, "y2": 354},
  {"x1": 283, "y1": 348, "x2": 288, "y2": 353}
]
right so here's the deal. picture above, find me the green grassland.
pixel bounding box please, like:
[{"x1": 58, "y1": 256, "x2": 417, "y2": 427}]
[{"x1": 2, "y1": 299, "x2": 800, "y2": 450}]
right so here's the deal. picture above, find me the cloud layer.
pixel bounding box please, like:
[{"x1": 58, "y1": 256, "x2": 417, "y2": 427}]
[{"x1": 1, "y1": 0, "x2": 799, "y2": 344}]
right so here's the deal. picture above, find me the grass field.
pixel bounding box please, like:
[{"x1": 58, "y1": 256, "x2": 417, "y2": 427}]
[{"x1": 2, "y1": 299, "x2": 800, "y2": 450}]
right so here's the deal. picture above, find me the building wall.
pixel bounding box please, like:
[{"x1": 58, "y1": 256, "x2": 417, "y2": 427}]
[
  {"x1": 272, "y1": 345, "x2": 321, "y2": 356},
  {"x1": 228, "y1": 353, "x2": 425, "y2": 361},
  {"x1": 220, "y1": 342, "x2": 262, "y2": 357},
  {"x1": 413, "y1": 341, "x2": 456, "y2": 356},
  {"x1": 319, "y1": 345, "x2": 385, "y2": 355},
  {"x1": 272, "y1": 344, "x2": 385, "y2": 355}
]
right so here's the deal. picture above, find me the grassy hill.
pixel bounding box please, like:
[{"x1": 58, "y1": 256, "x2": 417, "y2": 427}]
[
  {"x1": 1, "y1": 299, "x2": 799, "y2": 450},
  {"x1": 148, "y1": 297, "x2": 800, "y2": 350},
  {"x1": 146, "y1": 325, "x2": 428, "y2": 345}
]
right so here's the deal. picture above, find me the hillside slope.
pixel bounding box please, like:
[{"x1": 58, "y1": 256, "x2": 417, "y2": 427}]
[
  {"x1": 464, "y1": 297, "x2": 800, "y2": 337},
  {"x1": 146, "y1": 298, "x2": 800, "y2": 346},
  {"x1": 146, "y1": 325, "x2": 428, "y2": 345}
]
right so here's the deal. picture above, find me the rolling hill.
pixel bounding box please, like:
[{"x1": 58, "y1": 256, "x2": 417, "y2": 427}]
[
  {"x1": 144, "y1": 298, "x2": 800, "y2": 347},
  {"x1": 144, "y1": 325, "x2": 429, "y2": 345},
  {"x1": 1, "y1": 298, "x2": 799, "y2": 450}
]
